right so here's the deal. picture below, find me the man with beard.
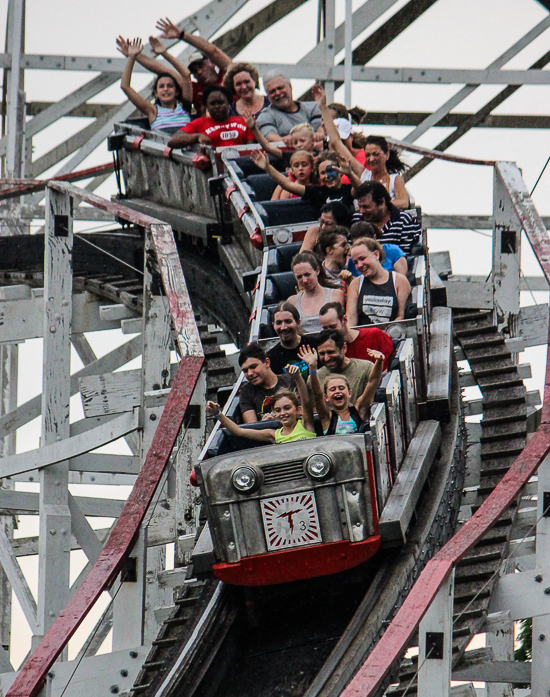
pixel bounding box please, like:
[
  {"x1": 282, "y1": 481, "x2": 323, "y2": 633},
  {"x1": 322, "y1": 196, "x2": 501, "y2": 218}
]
[
  {"x1": 352, "y1": 181, "x2": 420, "y2": 254},
  {"x1": 256, "y1": 70, "x2": 323, "y2": 145},
  {"x1": 267, "y1": 302, "x2": 313, "y2": 380},
  {"x1": 318, "y1": 301, "x2": 394, "y2": 371},
  {"x1": 313, "y1": 329, "x2": 374, "y2": 404}
]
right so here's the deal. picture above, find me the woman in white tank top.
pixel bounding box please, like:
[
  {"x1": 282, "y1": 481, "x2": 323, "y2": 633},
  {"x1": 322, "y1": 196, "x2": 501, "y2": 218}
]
[
  {"x1": 287, "y1": 251, "x2": 345, "y2": 334},
  {"x1": 311, "y1": 85, "x2": 410, "y2": 209}
]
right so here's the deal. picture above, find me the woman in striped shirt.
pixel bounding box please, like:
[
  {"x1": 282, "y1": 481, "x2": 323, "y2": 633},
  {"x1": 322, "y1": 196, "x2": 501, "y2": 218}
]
[{"x1": 117, "y1": 36, "x2": 192, "y2": 132}]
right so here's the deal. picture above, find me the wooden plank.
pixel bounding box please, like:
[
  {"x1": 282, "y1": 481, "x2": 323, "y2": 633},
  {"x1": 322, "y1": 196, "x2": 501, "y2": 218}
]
[
  {"x1": 150, "y1": 223, "x2": 203, "y2": 357},
  {"x1": 0, "y1": 292, "x2": 128, "y2": 343},
  {"x1": 38, "y1": 186, "x2": 73, "y2": 636},
  {"x1": 0, "y1": 491, "x2": 124, "y2": 518},
  {"x1": 6, "y1": 354, "x2": 203, "y2": 697},
  {"x1": 444, "y1": 278, "x2": 493, "y2": 309},
  {"x1": 0, "y1": 335, "x2": 140, "y2": 440},
  {"x1": 379, "y1": 420, "x2": 442, "y2": 545},
  {"x1": 427, "y1": 306, "x2": 453, "y2": 421},
  {"x1": 79, "y1": 371, "x2": 142, "y2": 417},
  {"x1": 0, "y1": 410, "x2": 139, "y2": 479},
  {"x1": 0, "y1": 525, "x2": 38, "y2": 634},
  {"x1": 452, "y1": 660, "x2": 531, "y2": 684}
]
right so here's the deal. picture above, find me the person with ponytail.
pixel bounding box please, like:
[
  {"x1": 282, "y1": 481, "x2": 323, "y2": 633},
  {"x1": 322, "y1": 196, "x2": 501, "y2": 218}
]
[
  {"x1": 311, "y1": 84, "x2": 410, "y2": 209},
  {"x1": 288, "y1": 251, "x2": 344, "y2": 334}
]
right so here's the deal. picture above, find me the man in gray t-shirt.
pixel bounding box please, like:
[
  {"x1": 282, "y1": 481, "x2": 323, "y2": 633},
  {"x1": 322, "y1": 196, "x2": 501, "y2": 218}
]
[
  {"x1": 256, "y1": 70, "x2": 322, "y2": 144},
  {"x1": 314, "y1": 330, "x2": 374, "y2": 404}
]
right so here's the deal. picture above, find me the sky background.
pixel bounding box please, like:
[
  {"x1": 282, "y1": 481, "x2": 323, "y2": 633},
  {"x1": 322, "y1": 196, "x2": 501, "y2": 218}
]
[{"x1": 0, "y1": 0, "x2": 548, "y2": 680}]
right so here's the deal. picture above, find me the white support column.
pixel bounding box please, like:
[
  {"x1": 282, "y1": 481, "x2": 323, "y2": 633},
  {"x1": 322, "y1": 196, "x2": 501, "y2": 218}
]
[
  {"x1": 492, "y1": 163, "x2": 522, "y2": 331},
  {"x1": 530, "y1": 452, "x2": 550, "y2": 696},
  {"x1": 36, "y1": 187, "x2": 73, "y2": 648},
  {"x1": 485, "y1": 612, "x2": 514, "y2": 697},
  {"x1": 344, "y1": 0, "x2": 353, "y2": 107},
  {"x1": 5, "y1": 0, "x2": 25, "y2": 179},
  {"x1": 112, "y1": 231, "x2": 172, "y2": 649},
  {"x1": 175, "y1": 371, "x2": 206, "y2": 568},
  {"x1": 0, "y1": 342, "x2": 17, "y2": 657},
  {"x1": 418, "y1": 570, "x2": 454, "y2": 697},
  {"x1": 324, "y1": 0, "x2": 336, "y2": 103}
]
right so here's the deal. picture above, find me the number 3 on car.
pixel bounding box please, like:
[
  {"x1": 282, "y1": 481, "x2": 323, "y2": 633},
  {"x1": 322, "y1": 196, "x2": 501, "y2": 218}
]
[{"x1": 261, "y1": 493, "x2": 321, "y2": 550}]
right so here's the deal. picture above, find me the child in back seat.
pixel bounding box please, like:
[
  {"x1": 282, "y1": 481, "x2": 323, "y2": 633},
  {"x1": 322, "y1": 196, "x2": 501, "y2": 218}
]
[{"x1": 298, "y1": 345, "x2": 384, "y2": 435}]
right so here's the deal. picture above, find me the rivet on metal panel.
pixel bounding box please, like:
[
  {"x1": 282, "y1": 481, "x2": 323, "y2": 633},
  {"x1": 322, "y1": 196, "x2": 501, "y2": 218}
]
[{"x1": 539, "y1": 634, "x2": 546, "y2": 641}]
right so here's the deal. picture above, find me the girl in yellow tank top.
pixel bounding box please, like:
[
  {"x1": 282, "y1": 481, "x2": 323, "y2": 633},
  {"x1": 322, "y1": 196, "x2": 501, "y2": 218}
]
[{"x1": 205, "y1": 364, "x2": 316, "y2": 444}]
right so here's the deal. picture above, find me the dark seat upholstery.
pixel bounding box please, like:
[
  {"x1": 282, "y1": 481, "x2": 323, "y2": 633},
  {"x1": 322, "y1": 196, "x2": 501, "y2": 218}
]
[
  {"x1": 245, "y1": 174, "x2": 278, "y2": 201},
  {"x1": 274, "y1": 242, "x2": 302, "y2": 272},
  {"x1": 255, "y1": 199, "x2": 317, "y2": 227},
  {"x1": 263, "y1": 271, "x2": 297, "y2": 305},
  {"x1": 124, "y1": 116, "x2": 151, "y2": 130}
]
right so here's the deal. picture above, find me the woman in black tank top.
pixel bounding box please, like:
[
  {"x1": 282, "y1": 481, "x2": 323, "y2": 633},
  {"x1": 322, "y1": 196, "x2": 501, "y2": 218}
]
[{"x1": 346, "y1": 237, "x2": 411, "y2": 327}]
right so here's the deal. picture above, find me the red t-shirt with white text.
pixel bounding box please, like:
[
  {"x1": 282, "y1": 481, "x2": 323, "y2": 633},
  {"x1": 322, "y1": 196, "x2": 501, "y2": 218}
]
[
  {"x1": 181, "y1": 116, "x2": 253, "y2": 148},
  {"x1": 345, "y1": 327, "x2": 394, "y2": 371}
]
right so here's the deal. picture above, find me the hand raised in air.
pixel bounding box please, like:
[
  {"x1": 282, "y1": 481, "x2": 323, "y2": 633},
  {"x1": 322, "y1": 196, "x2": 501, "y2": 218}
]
[
  {"x1": 156, "y1": 17, "x2": 181, "y2": 40},
  {"x1": 311, "y1": 84, "x2": 327, "y2": 108},
  {"x1": 250, "y1": 149, "x2": 269, "y2": 170},
  {"x1": 298, "y1": 345, "x2": 318, "y2": 371},
  {"x1": 149, "y1": 36, "x2": 166, "y2": 55},
  {"x1": 366, "y1": 348, "x2": 385, "y2": 362}
]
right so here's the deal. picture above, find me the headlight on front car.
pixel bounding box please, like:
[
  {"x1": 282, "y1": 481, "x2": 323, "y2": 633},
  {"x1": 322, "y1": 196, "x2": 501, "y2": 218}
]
[
  {"x1": 231, "y1": 465, "x2": 262, "y2": 493},
  {"x1": 304, "y1": 453, "x2": 333, "y2": 480}
]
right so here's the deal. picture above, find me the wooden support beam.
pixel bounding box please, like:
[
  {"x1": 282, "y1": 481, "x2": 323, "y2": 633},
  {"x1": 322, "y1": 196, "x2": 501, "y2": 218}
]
[
  {"x1": 0, "y1": 491, "x2": 125, "y2": 518},
  {"x1": 0, "y1": 525, "x2": 37, "y2": 634},
  {"x1": 0, "y1": 410, "x2": 139, "y2": 479},
  {"x1": 405, "y1": 47, "x2": 550, "y2": 180},
  {"x1": 37, "y1": 186, "x2": 73, "y2": 637},
  {"x1": 0, "y1": 334, "x2": 141, "y2": 441}
]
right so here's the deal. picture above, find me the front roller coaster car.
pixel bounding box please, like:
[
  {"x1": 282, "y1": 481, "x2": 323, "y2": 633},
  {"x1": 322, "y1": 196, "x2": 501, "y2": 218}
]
[{"x1": 195, "y1": 435, "x2": 381, "y2": 586}]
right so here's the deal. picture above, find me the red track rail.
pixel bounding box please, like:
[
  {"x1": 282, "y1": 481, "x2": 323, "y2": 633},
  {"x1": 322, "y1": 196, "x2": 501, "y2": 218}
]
[
  {"x1": 5, "y1": 184, "x2": 203, "y2": 697},
  {"x1": 342, "y1": 161, "x2": 550, "y2": 696}
]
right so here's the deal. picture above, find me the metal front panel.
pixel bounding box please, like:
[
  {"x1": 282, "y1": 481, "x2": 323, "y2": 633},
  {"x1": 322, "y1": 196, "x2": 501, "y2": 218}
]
[
  {"x1": 398, "y1": 338, "x2": 418, "y2": 445},
  {"x1": 198, "y1": 436, "x2": 373, "y2": 563},
  {"x1": 370, "y1": 402, "x2": 392, "y2": 509}
]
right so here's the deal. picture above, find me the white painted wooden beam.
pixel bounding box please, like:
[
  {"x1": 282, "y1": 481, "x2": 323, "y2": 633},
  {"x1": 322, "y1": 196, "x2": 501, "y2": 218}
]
[
  {"x1": 0, "y1": 525, "x2": 37, "y2": 634},
  {"x1": 0, "y1": 410, "x2": 139, "y2": 479},
  {"x1": 38, "y1": 186, "x2": 73, "y2": 637}
]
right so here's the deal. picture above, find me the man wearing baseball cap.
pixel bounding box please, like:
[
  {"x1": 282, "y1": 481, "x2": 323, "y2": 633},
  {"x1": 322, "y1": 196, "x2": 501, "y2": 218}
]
[{"x1": 157, "y1": 17, "x2": 231, "y2": 115}]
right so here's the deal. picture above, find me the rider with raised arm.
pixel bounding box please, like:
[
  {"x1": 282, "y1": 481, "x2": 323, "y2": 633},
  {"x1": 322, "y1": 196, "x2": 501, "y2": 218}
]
[
  {"x1": 117, "y1": 36, "x2": 192, "y2": 131},
  {"x1": 156, "y1": 17, "x2": 231, "y2": 115},
  {"x1": 299, "y1": 345, "x2": 384, "y2": 435}
]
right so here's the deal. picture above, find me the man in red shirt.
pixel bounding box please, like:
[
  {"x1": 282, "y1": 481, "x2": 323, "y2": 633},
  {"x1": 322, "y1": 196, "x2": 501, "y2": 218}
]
[
  {"x1": 157, "y1": 17, "x2": 231, "y2": 115},
  {"x1": 168, "y1": 86, "x2": 255, "y2": 149},
  {"x1": 319, "y1": 301, "x2": 394, "y2": 370}
]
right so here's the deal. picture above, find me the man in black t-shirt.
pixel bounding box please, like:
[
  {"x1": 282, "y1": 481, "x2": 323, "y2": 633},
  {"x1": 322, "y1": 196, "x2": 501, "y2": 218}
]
[
  {"x1": 267, "y1": 302, "x2": 314, "y2": 380},
  {"x1": 238, "y1": 343, "x2": 293, "y2": 422}
]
